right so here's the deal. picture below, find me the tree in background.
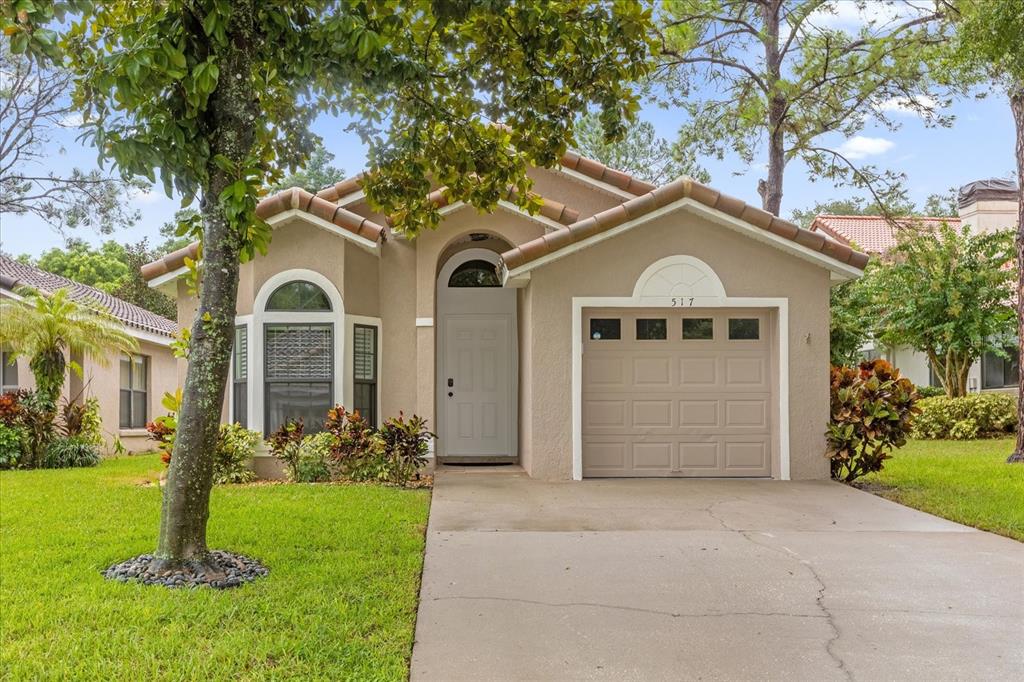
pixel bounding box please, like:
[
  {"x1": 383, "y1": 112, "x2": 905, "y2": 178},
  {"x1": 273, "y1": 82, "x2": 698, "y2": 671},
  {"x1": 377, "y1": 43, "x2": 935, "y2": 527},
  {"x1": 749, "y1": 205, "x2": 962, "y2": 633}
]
[
  {"x1": 949, "y1": 0, "x2": 1024, "y2": 462},
  {"x1": 865, "y1": 224, "x2": 1016, "y2": 397},
  {"x1": 828, "y1": 267, "x2": 875, "y2": 366},
  {"x1": 20, "y1": 239, "x2": 177, "y2": 319},
  {"x1": 269, "y1": 145, "x2": 345, "y2": 193},
  {"x1": 573, "y1": 111, "x2": 709, "y2": 185},
  {"x1": 0, "y1": 288, "x2": 138, "y2": 408},
  {"x1": 656, "y1": 0, "x2": 954, "y2": 216},
  {"x1": 0, "y1": 45, "x2": 141, "y2": 234},
  {"x1": 789, "y1": 190, "x2": 958, "y2": 229},
  {"x1": 4, "y1": 1, "x2": 652, "y2": 573}
]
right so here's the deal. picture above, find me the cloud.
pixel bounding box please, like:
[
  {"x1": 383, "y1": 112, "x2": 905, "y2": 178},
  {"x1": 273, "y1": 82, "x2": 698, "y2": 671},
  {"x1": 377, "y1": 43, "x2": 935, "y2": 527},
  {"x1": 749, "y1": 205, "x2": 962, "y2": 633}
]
[
  {"x1": 132, "y1": 187, "x2": 165, "y2": 204},
  {"x1": 837, "y1": 136, "x2": 894, "y2": 160},
  {"x1": 876, "y1": 95, "x2": 937, "y2": 117},
  {"x1": 804, "y1": 1, "x2": 931, "y2": 31}
]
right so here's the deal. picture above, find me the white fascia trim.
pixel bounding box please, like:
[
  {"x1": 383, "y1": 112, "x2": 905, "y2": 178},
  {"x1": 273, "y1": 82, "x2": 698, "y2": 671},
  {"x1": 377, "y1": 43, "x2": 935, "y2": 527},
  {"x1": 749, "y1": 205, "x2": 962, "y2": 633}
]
[
  {"x1": 506, "y1": 197, "x2": 864, "y2": 282},
  {"x1": 266, "y1": 209, "x2": 380, "y2": 255},
  {"x1": 437, "y1": 199, "x2": 568, "y2": 232},
  {"x1": 555, "y1": 166, "x2": 637, "y2": 200},
  {"x1": 127, "y1": 328, "x2": 174, "y2": 347},
  {"x1": 147, "y1": 266, "x2": 189, "y2": 290},
  {"x1": 571, "y1": 295, "x2": 790, "y2": 482}
]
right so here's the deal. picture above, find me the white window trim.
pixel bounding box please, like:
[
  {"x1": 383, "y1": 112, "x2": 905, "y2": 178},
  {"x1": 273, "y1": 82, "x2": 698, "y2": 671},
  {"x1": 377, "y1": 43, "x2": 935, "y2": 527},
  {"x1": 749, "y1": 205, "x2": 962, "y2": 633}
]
[
  {"x1": 571, "y1": 256, "x2": 790, "y2": 481},
  {"x1": 345, "y1": 314, "x2": 382, "y2": 426},
  {"x1": 249, "y1": 269, "x2": 345, "y2": 435}
]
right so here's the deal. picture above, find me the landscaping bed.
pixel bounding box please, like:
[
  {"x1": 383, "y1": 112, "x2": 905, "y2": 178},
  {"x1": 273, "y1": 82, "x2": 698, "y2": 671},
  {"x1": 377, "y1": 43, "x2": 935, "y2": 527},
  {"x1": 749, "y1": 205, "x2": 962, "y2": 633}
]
[
  {"x1": 0, "y1": 455, "x2": 431, "y2": 679},
  {"x1": 857, "y1": 437, "x2": 1024, "y2": 541}
]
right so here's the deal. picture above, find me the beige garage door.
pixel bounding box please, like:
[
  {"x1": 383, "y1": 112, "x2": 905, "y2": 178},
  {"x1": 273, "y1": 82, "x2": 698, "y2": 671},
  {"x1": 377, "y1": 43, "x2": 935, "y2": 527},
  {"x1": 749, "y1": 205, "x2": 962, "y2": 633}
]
[{"x1": 582, "y1": 308, "x2": 773, "y2": 477}]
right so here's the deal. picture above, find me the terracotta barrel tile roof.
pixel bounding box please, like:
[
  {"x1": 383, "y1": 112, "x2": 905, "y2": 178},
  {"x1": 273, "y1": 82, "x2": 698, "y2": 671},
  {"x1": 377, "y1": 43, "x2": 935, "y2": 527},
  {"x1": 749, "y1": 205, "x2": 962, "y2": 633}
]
[
  {"x1": 560, "y1": 150, "x2": 656, "y2": 195},
  {"x1": 500, "y1": 177, "x2": 871, "y2": 272},
  {"x1": 141, "y1": 187, "x2": 386, "y2": 282},
  {"x1": 1, "y1": 255, "x2": 178, "y2": 338},
  {"x1": 423, "y1": 185, "x2": 580, "y2": 227},
  {"x1": 315, "y1": 172, "x2": 366, "y2": 202},
  {"x1": 808, "y1": 214, "x2": 960, "y2": 255}
]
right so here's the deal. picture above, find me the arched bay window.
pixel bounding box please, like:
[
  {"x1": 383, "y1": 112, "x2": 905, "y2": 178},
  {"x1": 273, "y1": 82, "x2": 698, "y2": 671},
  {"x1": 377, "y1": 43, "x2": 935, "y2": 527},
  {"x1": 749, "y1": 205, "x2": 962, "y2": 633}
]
[{"x1": 263, "y1": 281, "x2": 334, "y2": 435}]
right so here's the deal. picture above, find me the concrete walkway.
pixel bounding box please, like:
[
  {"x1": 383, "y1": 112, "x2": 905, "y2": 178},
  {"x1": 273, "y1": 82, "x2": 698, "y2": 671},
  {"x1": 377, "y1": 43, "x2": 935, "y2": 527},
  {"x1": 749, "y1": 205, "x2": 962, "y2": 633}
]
[{"x1": 411, "y1": 467, "x2": 1023, "y2": 681}]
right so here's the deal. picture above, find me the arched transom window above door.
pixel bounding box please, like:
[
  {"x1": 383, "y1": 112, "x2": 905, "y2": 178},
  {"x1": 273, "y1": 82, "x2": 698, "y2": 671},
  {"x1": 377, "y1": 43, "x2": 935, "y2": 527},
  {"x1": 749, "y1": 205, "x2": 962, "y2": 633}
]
[{"x1": 447, "y1": 259, "x2": 501, "y2": 288}]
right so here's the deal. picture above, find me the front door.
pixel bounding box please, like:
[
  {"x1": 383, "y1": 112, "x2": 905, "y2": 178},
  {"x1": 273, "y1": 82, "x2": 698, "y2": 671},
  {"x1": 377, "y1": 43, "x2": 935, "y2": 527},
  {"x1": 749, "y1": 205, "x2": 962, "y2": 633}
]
[{"x1": 443, "y1": 314, "x2": 513, "y2": 457}]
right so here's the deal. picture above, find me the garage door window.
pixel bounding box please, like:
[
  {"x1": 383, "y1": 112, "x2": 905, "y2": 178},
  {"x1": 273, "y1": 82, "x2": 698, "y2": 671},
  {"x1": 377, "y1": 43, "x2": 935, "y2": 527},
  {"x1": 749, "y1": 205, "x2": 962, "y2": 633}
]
[
  {"x1": 636, "y1": 318, "x2": 667, "y2": 340},
  {"x1": 728, "y1": 318, "x2": 760, "y2": 340},
  {"x1": 682, "y1": 318, "x2": 714, "y2": 340},
  {"x1": 589, "y1": 318, "x2": 621, "y2": 340}
]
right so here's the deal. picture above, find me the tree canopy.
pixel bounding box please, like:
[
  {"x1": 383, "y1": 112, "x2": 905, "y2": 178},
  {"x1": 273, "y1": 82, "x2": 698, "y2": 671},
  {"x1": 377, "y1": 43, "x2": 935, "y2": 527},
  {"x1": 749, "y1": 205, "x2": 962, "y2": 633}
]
[
  {"x1": 655, "y1": 0, "x2": 955, "y2": 216},
  {"x1": 1, "y1": 0, "x2": 655, "y2": 568},
  {"x1": 269, "y1": 144, "x2": 345, "y2": 194},
  {"x1": 572, "y1": 111, "x2": 709, "y2": 185}
]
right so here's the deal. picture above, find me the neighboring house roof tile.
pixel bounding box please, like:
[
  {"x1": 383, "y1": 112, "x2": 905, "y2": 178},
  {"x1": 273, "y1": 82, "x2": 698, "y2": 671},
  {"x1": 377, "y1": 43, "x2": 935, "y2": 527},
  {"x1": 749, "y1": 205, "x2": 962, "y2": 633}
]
[
  {"x1": 500, "y1": 177, "x2": 871, "y2": 272},
  {"x1": 808, "y1": 215, "x2": 960, "y2": 254},
  {"x1": 0, "y1": 254, "x2": 178, "y2": 338},
  {"x1": 140, "y1": 187, "x2": 387, "y2": 281}
]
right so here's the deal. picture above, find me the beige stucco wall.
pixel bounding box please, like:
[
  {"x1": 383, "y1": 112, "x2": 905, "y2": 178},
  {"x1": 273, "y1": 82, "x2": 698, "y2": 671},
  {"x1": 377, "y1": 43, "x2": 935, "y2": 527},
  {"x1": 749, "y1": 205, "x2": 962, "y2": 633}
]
[
  {"x1": 527, "y1": 167, "x2": 624, "y2": 219},
  {"x1": 520, "y1": 210, "x2": 833, "y2": 481},
  {"x1": 80, "y1": 339, "x2": 179, "y2": 454},
  {"x1": 959, "y1": 198, "x2": 1018, "y2": 234}
]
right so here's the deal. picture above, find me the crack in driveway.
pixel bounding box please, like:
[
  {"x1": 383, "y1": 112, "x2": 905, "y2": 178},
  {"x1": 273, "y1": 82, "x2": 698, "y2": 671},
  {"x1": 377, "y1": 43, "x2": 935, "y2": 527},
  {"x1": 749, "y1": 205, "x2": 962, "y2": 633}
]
[{"x1": 704, "y1": 499, "x2": 853, "y2": 681}]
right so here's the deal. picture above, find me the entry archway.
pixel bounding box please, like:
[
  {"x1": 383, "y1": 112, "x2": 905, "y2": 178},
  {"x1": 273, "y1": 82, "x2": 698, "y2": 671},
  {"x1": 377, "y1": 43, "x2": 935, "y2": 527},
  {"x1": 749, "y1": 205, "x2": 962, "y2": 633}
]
[{"x1": 435, "y1": 247, "x2": 518, "y2": 462}]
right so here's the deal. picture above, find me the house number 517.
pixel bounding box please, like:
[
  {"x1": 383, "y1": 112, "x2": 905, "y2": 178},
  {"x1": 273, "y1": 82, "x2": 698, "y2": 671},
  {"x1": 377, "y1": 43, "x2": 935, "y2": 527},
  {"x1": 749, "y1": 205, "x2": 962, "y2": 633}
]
[{"x1": 671, "y1": 297, "x2": 695, "y2": 307}]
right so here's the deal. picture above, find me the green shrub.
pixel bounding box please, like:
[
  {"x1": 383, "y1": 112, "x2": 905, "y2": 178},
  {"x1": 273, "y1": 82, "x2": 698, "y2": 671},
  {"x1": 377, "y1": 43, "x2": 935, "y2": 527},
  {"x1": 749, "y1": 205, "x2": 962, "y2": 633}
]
[
  {"x1": 827, "y1": 359, "x2": 919, "y2": 482},
  {"x1": 43, "y1": 436, "x2": 101, "y2": 469},
  {"x1": 294, "y1": 431, "x2": 337, "y2": 483},
  {"x1": 910, "y1": 393, "x2": 1017, "y2": 440},
  {"x1": 914, "y1": 385, "x2": 946, "y2": 399},
  {"x1": 324, "y1": 406, "x2": 384, "y2": 481},
  {"x1": 214, "y1": 423, "x2": 260, "y2": 484},
  {"x1": 378, "y1": 412, "x2": 434, "y2": 486},
  {"x1": 17, "y1": 390, "x2": 56, "y2": 469},
  {"x1": 268, "y1": 418, "x2": 305, "y2": 481},
  {"x1": 59, "y1": 396, "x2": 103, "y2": 447},
  {"x1": 0, "y1": 423, "x2": 24, "y2": 469}
]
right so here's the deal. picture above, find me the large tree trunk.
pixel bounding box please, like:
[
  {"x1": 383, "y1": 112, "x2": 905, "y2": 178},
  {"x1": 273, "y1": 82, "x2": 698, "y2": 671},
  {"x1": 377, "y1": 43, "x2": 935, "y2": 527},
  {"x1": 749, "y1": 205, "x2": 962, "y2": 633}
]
[
  {"x1": 1010, "y1": 87, "x2": 1024, "y2": 464},
  {"x1": 757, "y1": 1, "x2": 786, "y2": 216},
  {"x1": 154, "y1": 4, "x2": 259, "y2": 568}
]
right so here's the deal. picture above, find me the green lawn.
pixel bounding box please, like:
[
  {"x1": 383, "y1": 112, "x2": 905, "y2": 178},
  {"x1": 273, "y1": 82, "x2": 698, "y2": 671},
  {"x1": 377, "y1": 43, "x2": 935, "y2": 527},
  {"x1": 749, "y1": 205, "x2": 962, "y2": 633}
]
[
  {"x1": 0, "y1": 455, "x2": 431, "y2": 680},
  {"x1": 860, "y1": 438, "x2": 1024, "y2": 541}
]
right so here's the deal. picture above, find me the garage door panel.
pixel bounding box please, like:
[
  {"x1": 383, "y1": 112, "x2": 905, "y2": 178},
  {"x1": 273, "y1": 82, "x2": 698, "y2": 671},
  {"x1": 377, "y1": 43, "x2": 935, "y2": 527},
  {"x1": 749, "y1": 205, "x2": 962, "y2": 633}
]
[
  {"x1": 584, "y1": 355, "x2": 626, "y2": 387},
  {"x1": 724, "y1": 439, "x2": 769, "y2": 471},
  {"x1": 679, "y1": 400, "x2": 719, "y2": 427},
  {"x1": 680, "y1": 357, "x2": 718, "y2": 387},
  {"x1": 725, "y1": 399, "x2": 768, "y2": 428},
  {"x1": 583, "y1": 400, "x2": 627, "y2": 429},
  {"x1": 583, "y1": 307, "x2": 773, "y2": 478},
  {"x1": 632, "y1": 400, "x2": 673, "y2": 428},
  {"x1": 679, "y1": 441, "x2": 719, "y2": 469},
  {"x1": 632, "y1": 442, "x2": 673, "y2": 470}
]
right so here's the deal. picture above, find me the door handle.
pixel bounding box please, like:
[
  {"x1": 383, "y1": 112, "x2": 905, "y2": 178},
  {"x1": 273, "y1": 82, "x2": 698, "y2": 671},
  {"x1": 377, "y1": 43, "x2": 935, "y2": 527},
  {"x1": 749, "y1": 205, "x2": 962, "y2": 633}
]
[
  {"x1": 447, "y1": 378, "x2": 454, "y2": 387},
  {"x1": 447, "y1": 391, "x2": 453, "y2": 398}
]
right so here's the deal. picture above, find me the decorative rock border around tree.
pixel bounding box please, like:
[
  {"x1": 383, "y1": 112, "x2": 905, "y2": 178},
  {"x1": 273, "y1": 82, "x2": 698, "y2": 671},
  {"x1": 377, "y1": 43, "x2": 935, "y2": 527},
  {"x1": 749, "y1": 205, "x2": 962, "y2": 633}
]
[{"x1": 103, "y1": 550, "x2": 268, "y2": 589}]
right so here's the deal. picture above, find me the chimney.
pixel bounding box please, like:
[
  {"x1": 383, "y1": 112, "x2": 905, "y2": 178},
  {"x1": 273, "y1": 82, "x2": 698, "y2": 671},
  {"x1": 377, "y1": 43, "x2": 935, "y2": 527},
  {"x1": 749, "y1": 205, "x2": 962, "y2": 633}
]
[{"x1": 958, "y1": 178, "x2": 1019, "y2": 233}]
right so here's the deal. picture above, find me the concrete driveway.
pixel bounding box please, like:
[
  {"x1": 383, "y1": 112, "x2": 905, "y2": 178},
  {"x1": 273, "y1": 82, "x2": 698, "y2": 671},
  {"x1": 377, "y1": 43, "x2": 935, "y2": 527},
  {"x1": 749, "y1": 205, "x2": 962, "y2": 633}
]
[{"x1": 411, "y1": 467, "x2": 1023, "y2": 681}]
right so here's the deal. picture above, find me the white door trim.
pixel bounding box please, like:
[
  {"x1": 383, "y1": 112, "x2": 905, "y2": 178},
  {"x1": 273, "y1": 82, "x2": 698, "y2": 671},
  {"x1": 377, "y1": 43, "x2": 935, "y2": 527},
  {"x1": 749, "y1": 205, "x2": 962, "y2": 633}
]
[
  {"x1": 572, "y1": 292, "x2": 790, "y2": 481},
  {"x1": 436, "y1": 248, "x2": 518, "y2": 459}
]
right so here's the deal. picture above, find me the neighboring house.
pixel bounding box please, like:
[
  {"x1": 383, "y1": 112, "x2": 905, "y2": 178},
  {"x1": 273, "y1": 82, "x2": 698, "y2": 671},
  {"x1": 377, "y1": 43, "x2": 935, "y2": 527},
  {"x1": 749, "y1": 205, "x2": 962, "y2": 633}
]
[
  {"x1": 143, "y1": 153, "x2": 868, "y2": 481},
  {"x1": 809, "y1": 178, "x2": 1020, "y2": 394},
  {"x1": 0, "y1": 255, "x2": 179, "y2": 453}
]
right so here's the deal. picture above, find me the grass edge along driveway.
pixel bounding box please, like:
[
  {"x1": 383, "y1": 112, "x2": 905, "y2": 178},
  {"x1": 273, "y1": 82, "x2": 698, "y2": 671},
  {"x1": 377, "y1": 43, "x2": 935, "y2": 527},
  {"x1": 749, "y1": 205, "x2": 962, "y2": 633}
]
[
  {"x1": 0, "y1": 455, "x2": 431, "y2": 680},
  {"x1": 859, "y1": 437, "x2": 1024, "y2": 542}
]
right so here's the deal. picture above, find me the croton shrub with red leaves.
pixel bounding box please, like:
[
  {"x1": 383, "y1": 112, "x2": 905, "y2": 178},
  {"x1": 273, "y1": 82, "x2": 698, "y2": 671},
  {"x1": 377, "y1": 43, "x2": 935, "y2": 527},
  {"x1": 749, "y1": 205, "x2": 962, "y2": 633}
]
[{"x1": 827, "y1": 359, "x2": 920, "y2": 482}]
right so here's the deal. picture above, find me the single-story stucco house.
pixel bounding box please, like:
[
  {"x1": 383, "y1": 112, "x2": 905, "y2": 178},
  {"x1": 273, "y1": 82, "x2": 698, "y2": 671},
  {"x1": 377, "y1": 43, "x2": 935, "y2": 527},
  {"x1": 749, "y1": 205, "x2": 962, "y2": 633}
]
[
  {"x1": 0, "y1": 255, "x2": 179, "y2": 452},
  {"x1": 142, "y1": 154, "x2": 869, "y2": 481},
  {"x1": 809, "y1": 178, "x2": 1020, "y2": 394}
]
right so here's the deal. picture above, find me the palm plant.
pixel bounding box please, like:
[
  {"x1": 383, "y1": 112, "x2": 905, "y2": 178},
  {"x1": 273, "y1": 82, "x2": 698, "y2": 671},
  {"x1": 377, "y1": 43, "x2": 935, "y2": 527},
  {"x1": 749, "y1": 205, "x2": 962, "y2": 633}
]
[{"x1": 0, "y1": 287, "x2": 138, "y2": 407}]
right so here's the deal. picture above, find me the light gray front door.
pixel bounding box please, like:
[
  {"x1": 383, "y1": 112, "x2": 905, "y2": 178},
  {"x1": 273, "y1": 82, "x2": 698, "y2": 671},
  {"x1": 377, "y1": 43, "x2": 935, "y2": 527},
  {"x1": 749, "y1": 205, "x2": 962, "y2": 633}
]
[
  {"x1": 582, "y1": 308, "x2": 774, "y2": 477},
  {"x1": 443, "y1": 314, "x2": 513, "y2": 457}
]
